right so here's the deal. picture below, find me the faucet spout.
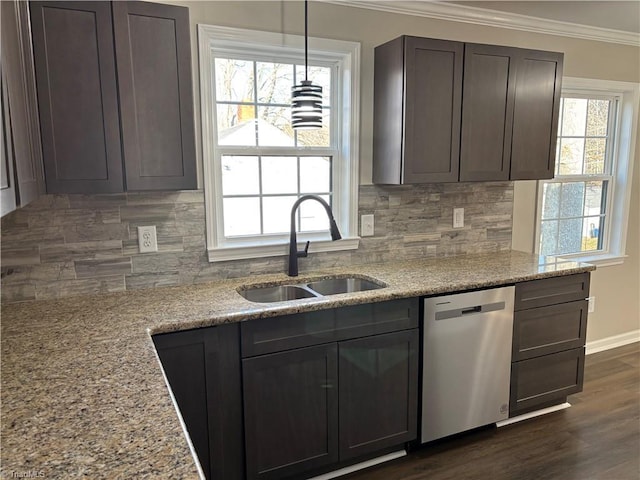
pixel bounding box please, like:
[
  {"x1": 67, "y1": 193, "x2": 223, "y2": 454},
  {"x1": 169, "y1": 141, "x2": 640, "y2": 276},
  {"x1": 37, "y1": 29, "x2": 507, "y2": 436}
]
[{"x1": 288, "y1": 195, "x2": 341, "y2": 277}]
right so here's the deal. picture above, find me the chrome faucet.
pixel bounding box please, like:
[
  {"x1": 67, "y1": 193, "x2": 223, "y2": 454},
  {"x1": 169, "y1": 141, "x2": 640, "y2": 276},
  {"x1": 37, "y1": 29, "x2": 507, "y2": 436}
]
[{"x1": 288, "y1": 195, "x2": 341, "y2": 276}]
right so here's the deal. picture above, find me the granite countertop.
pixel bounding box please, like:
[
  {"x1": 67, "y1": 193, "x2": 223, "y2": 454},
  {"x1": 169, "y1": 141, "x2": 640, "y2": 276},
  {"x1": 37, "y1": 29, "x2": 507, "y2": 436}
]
[{"x1": 0, "y1": 250, "x2": 594, "y2": 478}]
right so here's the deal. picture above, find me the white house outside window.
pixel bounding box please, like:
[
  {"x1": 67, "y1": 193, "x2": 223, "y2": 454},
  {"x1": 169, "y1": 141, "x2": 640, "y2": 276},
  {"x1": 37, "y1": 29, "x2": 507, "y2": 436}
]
[
  {"x1": 198, "y1": 26, "x2": 360, "y2": 262},
  {"x1": 536, "y1": 78, "x2": 638, "y2": 265}
]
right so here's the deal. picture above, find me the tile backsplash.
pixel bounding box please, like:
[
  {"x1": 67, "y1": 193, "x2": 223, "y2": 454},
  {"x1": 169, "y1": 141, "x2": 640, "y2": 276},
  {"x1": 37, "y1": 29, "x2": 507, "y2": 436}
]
[{"x1": 0, "y1": 183, "x2": 513, "y2": 303}]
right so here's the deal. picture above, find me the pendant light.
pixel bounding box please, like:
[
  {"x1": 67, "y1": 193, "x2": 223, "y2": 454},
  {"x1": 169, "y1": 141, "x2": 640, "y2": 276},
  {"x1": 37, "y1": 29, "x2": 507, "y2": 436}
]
[{"x1": 291, "y1": 0, "x2": 322, "y2": 129}]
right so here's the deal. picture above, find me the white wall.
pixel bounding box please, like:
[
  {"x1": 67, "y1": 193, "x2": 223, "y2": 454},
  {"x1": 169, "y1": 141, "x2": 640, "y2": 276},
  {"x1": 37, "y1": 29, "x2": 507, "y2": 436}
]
[{"x1": 171, "y1": 1, "x2": 640, "y2": 343}]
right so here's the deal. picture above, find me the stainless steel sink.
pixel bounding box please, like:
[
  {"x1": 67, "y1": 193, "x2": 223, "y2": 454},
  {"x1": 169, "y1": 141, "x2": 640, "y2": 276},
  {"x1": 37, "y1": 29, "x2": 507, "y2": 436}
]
[
  {"x1": 238, "y1": 276, "x2": 386, "y2": 303},
  {"x1": 306, "y1": 277, "x2": 384, "y2": 296},
  {"x1": 239, "y1": 285, "x2": 318, "y2": 303}
]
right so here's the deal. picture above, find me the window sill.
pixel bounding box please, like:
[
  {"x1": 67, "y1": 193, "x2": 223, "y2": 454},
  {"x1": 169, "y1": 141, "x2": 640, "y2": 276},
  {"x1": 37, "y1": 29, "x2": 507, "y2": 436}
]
[
  {"x1": 207, "y1": 236, "x2": 361, "y2": 262},
  {"x1": 557, "y1": 253, "x2": 628, "y2": 268}
]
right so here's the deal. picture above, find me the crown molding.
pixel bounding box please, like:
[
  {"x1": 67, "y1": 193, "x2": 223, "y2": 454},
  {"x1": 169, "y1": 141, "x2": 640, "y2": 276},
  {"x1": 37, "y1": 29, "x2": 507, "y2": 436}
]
[{"x1": 322, "y1": 1, "x2": 640, "y2": 47}]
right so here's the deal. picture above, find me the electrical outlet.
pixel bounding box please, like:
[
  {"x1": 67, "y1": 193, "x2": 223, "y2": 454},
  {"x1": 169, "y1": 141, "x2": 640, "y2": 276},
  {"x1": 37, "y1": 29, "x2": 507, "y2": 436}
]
[
  {"x1": 588, "y1": 296, "x2": 595, "y2": 313},
  {"x1": 138, "y1": 226, "x2": 158, "y2": 253},
  {"x1": 453, "y1": 207, "x2": 464, "y2": 228},
  {"x1": 361, "y1": 214, "x2": 375, "y2": 237}
]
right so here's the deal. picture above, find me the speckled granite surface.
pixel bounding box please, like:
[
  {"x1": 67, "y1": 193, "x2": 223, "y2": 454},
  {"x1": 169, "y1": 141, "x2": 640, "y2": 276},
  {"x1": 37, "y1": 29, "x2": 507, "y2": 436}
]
[{"x1": 1, "y1": 251, "x2": 594, "y2": 478}]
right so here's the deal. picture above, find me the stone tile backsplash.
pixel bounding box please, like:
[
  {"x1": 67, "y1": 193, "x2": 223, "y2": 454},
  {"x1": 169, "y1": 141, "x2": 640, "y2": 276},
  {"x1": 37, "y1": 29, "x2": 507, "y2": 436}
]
[{"x1": 0, "y1": 183, "x2": 513, "y2": 303}]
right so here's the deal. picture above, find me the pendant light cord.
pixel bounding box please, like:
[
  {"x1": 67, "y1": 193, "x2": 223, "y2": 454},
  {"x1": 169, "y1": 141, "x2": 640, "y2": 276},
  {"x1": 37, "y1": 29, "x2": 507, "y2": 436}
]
[{"x1": 304, "y1": 0, "x2": 309, "y2": 82}]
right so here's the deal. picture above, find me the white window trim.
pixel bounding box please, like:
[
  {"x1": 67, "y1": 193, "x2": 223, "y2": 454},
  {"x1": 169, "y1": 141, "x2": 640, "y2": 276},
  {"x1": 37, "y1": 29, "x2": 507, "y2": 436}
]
[
  {"x1": 198, "y1": 25, "x2": 360, "y2": 262},
  {"x1": 534, "y1": 77, "x2": 639, "y2": 267}
]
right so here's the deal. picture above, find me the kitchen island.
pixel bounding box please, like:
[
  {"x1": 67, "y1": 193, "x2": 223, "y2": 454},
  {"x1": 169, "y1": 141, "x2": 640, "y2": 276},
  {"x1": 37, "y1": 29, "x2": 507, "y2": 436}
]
[{"x1": 0, "y1": 251, "x2": 594, "y2": 479}]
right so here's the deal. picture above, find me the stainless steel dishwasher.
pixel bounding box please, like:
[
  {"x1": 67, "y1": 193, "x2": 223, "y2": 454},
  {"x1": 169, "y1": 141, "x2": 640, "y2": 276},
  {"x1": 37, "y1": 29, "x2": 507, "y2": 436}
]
[{"x1": 421, "y1": 286, "x2": 515, "y2": 443}]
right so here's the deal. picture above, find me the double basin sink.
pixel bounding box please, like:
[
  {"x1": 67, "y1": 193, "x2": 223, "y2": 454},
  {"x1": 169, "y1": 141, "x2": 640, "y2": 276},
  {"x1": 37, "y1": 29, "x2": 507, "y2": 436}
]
[{"x1": 238, "y1": 276, "x2": 385, "y2": 303}]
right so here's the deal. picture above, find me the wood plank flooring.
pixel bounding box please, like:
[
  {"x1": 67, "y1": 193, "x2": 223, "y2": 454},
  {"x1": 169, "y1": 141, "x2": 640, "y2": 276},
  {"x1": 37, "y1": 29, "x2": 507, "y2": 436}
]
[{"x1": 345, "y1": 343, "x2": 639, "y2": 480}]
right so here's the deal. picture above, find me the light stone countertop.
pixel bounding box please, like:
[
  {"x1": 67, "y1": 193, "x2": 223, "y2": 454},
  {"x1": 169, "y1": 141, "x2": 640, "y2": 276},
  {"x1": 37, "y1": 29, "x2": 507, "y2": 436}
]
[{"x1": 0, "y1": 250, "x2": 594, "y2": 479}]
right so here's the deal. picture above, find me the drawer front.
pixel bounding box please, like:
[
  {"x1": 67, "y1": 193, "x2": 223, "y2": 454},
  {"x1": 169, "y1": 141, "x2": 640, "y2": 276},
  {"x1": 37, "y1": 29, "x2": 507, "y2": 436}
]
[
  {"x1": 513, "y1": 300, "x2": 588, "y2": 361},
  {"x1": 241, "y1": 298, "x2": 419, "y2": 357},
  {"x1": 515, "y1": 273, "x2": 590, "y2": 311},
  {"x1": 510, "y1": 347, "x2": 585, "y2": 415}
]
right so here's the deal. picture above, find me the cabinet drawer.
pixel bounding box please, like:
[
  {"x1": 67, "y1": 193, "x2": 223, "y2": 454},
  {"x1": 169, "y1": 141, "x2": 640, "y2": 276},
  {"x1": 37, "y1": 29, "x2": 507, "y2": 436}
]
[
  {"x1": 241, "y1": 298, "x2": 419, "y2": 357},
  {"x1": 515, "y1": 273, "x2": 590, "y2": 311},
  {"x1": 513, "y1": 300, "x2": 588, "y2": 361},
  {"x1": 510, "y1": 347, "x2": 584, "y2": 415}
]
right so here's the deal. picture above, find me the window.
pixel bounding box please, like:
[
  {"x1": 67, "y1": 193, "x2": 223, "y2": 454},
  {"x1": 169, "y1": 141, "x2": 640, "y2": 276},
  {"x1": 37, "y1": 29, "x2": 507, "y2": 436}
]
[
  {"x1": 199, "y1": 26, "x2": 360, "y2": 261},
  {"x1": 536, "y1": 78, "x2": 639, "y2": 265}
]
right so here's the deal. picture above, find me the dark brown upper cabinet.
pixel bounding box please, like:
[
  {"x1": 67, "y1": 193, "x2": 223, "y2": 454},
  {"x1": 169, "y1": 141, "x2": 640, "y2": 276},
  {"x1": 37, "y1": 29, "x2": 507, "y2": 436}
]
[
  {"x1": 373, "y1": 36, "x2": 463, "y2": 184},
  {"x1": 510, "y1": 49, "x2": 563, "y2": 180},
  {"x1": 30, "y1": 1, "x2": 197, "y2": 193},
  {"x1": 459, "y1": 43, "x2": 516, "y2": 181},
  {"x1": 373, "y1": 36, "x2": 563, "y2": 184}
]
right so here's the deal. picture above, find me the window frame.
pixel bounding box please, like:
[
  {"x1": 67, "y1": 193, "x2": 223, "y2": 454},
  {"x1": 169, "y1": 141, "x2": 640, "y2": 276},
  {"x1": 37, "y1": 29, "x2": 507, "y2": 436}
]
[
  {"x1": 535, "y1": 77, "x2": 639, "y2": 266},
  {"x1": 198, "y1": 25, "x2": 360, "y2": 262}
]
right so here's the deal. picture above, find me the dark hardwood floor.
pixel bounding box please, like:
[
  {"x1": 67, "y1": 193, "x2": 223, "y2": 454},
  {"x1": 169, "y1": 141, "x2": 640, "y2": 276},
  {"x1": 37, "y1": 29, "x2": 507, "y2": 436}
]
[{"x1": 345, "y1": 342, "x2": 640, "y2": 480}]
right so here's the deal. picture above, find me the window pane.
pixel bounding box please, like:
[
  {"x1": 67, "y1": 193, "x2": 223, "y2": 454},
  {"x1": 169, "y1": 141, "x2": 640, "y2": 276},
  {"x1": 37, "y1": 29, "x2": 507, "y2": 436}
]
[
  {"x1": 559, "y1": 182, "x2": 585, "y2": 219},
  {"x1": 221, "y1": 156, "x2": 259, "y2": 195},
  {"x1": 584, "y1": 138, "x2": 606, "y2": 174},
  {"x1": 582, "y1": 216, "x2": 603, "y2": 252},
  {"x1": 257, "y1": 106, "x2": 294, "y2": 146},
  {"x1": 217, "y1": 105, "x2": 256, "y2": 146},
  {"x1": 541, "y1": 183, "x2": 560, "y2": 220},
  {"x1": 297, "y1": 109, "x2": 330, "y2": 147},
  {"x1": 557, "y1": 218, "x2": 583, "y2": 254},
  {"x1": 561, "y1": 98, "x2": 588, "y2": 136},
  {"x1": 586, "y1": 99, "x2": 611, "y2": 137},
  {"x1": 215, "y1": 58, "x2": 255, "y2": 102},
  {"x1": 539, "y1": 220, "x2": 558, "y2": 256},
  {"x1": 558, "y1": 138, "x2": 585, "y2": 175},
  {"x1": 300, "y1": 156, "x2": 331, "y2": 193},
  {"x1": 257, "y1": 62, "x2": 293, "y2": 104},
  {"x1": 262, "y1": 156, "x2": 297, "y2": 194},
  {"x1": 296, "y1": 65, "x2": 331, "y2": 106},
  {"x1": 263, "y1": 196, "x2": 297, "y2": 234},
  {"x1": 300, "y1": 194, "x2": 331, "y2": 232},
  {"x1": 584, "y1": 181, "x2": 606, "y2": 217},
  {"x1": 224, "y1": 198, "x2": 261, "y2": 236}
]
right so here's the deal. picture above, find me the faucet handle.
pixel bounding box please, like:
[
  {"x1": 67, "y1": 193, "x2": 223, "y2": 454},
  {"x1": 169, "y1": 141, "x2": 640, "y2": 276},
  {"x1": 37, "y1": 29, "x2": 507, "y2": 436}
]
[{"x1": 297, "y1": 241, "x2": 310, "y2": 258}]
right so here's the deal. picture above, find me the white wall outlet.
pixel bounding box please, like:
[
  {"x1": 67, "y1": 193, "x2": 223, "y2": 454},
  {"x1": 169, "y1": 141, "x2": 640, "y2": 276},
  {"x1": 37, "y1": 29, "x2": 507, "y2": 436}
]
[
  {"x1": 138, "y1": 226, "x2": 158, "y2": 253},
  {"x1": 588, "y1": 296, "x2": 595, "y2": 313},
  {"x1": 361, "y1": 214, "x2": 375, "y2": 237},
  {"x1": 453, "y1": 207, "x2": 464, "y2": 229}
]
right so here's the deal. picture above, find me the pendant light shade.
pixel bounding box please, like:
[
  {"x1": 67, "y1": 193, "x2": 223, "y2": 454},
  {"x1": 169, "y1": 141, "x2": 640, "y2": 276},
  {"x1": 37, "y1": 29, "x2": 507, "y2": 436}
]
[{"x1": 292, "y1": 1, "x2": 322, "y2": 130}]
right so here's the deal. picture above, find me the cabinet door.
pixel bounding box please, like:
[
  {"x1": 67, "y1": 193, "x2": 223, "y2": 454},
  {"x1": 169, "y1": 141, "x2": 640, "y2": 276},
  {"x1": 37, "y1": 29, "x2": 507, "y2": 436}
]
[
  {"x1": 513, "y1": 300, "x2": 588, "y2": 361},
  {"x1": 510, "y1": 50, "x2": 563, "y2": 180},
  {"x1": 112, "y1": 1, "x2": 197, "y2": 191},
  {"x1": 1, "y1": 74, "x2": 17, "y2": 216},
  {"x1": 510, "y1": 347, "x2": 585, "y2": 416},
  {"x1": 153, "y1": 324, "x2": 244, "y2": 480},
  {"x1": 460, "y1": 44, "x2": 516, "y2": 181},
  {"x1": 243, "y1": 344, "x2": 339, "y2": 480},
  {"x1": 515, "y1": 273, "x2": 590, "y2": 311},
  {"x1": 30, "y1": 1, "x2": 124, "y2": 193},
  {"x1": 2, "y1": 0, "x2": 42, "y2": 206},
  {"x1": 403, "y1": 37, "x2": 463, "y2": 183},
  {"x1": 339, "y1": 330, "x2": 419, "y2": 460}
]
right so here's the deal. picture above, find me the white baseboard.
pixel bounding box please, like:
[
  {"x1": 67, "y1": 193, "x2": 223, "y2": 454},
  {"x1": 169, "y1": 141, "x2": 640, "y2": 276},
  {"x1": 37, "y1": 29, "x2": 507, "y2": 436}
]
[
  {"x1": 308, "y1": 450, "x2": 406, "y2": 480},
  {"x1": 496, "y1": 402, "x2": 571, "y2": 428},
  {"x1": 586, "y1": 330, "x2": 640, "y2": 355}
]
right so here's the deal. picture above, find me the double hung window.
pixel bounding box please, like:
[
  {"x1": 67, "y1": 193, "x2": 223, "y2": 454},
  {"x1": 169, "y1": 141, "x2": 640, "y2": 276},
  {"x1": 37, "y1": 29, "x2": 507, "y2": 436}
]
[
  {"x1": 199, "y1": 26, "x2": 360, "y2": 261},
  {"x1": 536, "y1": 78, "x2": 638, "y2": 264}
]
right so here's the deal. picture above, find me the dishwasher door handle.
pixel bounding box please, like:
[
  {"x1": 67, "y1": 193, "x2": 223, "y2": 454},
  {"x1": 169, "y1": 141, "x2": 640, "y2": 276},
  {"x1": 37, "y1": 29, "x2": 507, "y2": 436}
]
[{"x1": 435, "y1": 301, "x2": 507, "y2": 320}]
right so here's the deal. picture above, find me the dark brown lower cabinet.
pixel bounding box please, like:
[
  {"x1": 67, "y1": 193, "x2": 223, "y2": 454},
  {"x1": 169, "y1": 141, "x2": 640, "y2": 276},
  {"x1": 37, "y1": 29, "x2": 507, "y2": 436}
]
[
  {"x1": 153, "y1": 324, "x2": 244, "y2": 480},
  {"x1": 243, "y1": 344, "x2": 339, "y2": 480},
  {"x1": 242, "y1": 330, "x2": 419, "y2": 479},
  {"x1": 510, "y1": 347, "x2": 585, "y2": 415},
  {"x1": 339, "y1": 330, "x2": 418, "y2": 460},
  {"x1": 510, "y1": 273, "x2": 590, "y2": 417}
]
